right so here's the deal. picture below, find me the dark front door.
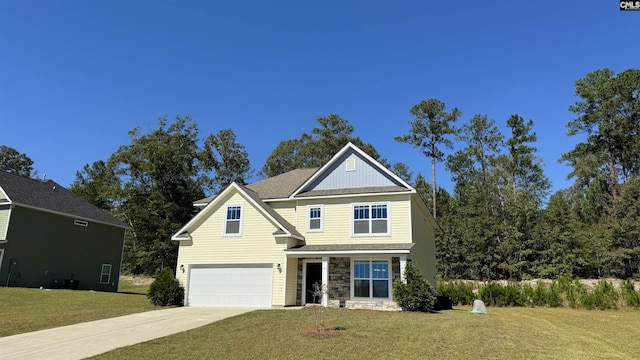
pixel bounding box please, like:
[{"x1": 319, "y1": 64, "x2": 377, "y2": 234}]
[{"x1": 305, "y1": 262, "x2": 322, "y2": 304}]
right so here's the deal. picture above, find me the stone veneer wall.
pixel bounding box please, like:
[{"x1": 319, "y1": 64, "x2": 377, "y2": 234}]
[
  {"x1": 328, "y1": 257, "x2": 350, "y2": 305},
  {"x1": 295, "y1": 256, "x2": 403, "y2": 310}
]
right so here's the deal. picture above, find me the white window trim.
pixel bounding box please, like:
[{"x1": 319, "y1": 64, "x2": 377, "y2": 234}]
[
  {"x1": 307, "y1": 205, "x2": 324, "y2": 232},
  {"x1": 350, "y1": 258, "x2": 392, "y2": 300},
  {"x1": 223, "y1": 204, "x2": 243, "y2": 236},
  {"x1": 100, "y1": 264, "x2": 112, "y2": 284},
  {"x1": 351, "y1": 202, "x2": 391, "y2": 237},
  {"x1": 74, "y1": 219, "x2": 88, "y2": 227}
]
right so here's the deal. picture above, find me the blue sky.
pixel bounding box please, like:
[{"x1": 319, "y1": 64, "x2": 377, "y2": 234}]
[{"x1": 1, "y1": 1, "x2": 638, "y2": 197}]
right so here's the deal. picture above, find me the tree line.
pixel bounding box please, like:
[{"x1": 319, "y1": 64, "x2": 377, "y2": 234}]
[{"x1": 1, "y1": 67, "x2": 638, "y2": 279}]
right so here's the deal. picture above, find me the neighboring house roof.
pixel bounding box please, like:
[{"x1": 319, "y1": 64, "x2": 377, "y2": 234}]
[
  {"x1": 0, "y1": 171, "x2": 128, "y2": 229},
  {"x1": 172, "y1": 182, "x2": 304, "y2": 241}
]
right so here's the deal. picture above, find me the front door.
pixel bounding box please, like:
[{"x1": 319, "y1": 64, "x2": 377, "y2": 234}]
[{"x1": 305, "y1": 262, "x2": 322, "y2": 304}]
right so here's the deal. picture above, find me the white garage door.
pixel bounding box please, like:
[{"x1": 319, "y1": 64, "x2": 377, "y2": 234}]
[{"x1": 187, "y1": 265, "x2": 273, "y2": 308}]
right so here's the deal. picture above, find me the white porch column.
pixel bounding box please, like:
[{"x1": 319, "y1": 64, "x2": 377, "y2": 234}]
[
  {"x1": 399, "y1": 255, "x2": 407, "y2": 283},
  {"x1": 321, "y1": 256, "x2": 329, "y2": 307}
]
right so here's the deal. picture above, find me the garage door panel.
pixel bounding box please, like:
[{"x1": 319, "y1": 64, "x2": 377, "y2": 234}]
[{"x1": 187, "y1": 265, "x2": 273, "y2": 308}]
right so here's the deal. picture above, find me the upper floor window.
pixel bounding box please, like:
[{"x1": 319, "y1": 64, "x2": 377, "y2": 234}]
[
  {"x1": 225, "y1": 205, "x2": 242, "y2": 235},
  {"x1": 308, "y1": 205, "x2": 323, "y2": 232},
  {"x1": 353, "y1": 203, "x2": 389, "y2": 235}
]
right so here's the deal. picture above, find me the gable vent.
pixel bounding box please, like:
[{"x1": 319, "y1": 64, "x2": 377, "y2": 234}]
[
  {"x1": 74, "y1": 219, "x2": 88, "y2": 227},
  {"x1": 346, "y1": 158, "x2": 356, "y2": 172}
]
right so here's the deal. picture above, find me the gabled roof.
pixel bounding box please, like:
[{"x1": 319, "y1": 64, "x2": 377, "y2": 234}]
[
  {"x1": 172, "y1": 182, "x2": 303, "y2": 241},
  {"x1": 0, "y1": 171, "x2": 128, "y2": 229},
  {"x1": 290, "y1": 142, "x2": 415, "y2": 197}
]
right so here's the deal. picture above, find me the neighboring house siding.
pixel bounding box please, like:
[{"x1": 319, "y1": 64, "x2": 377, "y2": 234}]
[
  {"x1": 307, "y1": 151, "x2": 399, "y2": 191},
  {"x1": 0, "y1": 205, "x2": 10, "y2": 240},
  {"x1": 0, "y1": 206, "x2": 124, "y2": 291},
  {"x1": 297, "y1": 194, "x2": 412, "y2": 245},
  {"x1": 176, "y1": 191, "x2": 287, "y2": 306},
  {"x1": 409, "y1": 197, "x2": 437, "y2": 286}
]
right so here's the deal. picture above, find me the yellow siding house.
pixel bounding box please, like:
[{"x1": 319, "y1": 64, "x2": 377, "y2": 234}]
[{"x1": 172, "y1": 143, "x2": 437, "y2": 309}]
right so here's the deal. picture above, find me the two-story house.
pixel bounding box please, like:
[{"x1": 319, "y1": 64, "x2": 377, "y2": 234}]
[
  {"x1": 0, "y1": 171, "x2": 128, "y2": 291},
  {"x1": 171, "y1": 143, "x2": 436, "y2": 309}
]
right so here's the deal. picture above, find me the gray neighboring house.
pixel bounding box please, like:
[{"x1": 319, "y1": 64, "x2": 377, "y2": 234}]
[{"x1": 0, "y1": 171, "x2": 128, "y2": 291}]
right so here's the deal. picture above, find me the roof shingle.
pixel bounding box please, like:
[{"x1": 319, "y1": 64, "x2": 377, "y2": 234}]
[{"x1": 0, "y1": 171, "x2": 128, "y2": 228}]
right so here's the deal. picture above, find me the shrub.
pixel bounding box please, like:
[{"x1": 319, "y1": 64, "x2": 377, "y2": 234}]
[
  {"x1": 522, "y1": 283, "x2": 535, "y2": 307},
  {"x1": 393, "y1": 263, "x2": 436, "y2": 312},
  {"x1": 532, "y1": 281, "x2": 548, "y2": 306},
  {"x1": 479, "y1": 282, "x2": 504, "y2": 307},
  {"x1": 547, "y1": 281, "x2": 562, "y2": 307},
  {"x1": 622, "y1": 280, "x2": 640, "y2": 308},
  {"x1": 148, "y1": 268, "x2": 185, "y2": 306},
  {"x1": 592, "y1": 279, "x2": 618, "y2": 310},
  {"x1": 437, "y1": 281, "x2": 475, "y2": 306},
  {"x1": 503, "y1": 282, "x2": 525, "y2": 307}
]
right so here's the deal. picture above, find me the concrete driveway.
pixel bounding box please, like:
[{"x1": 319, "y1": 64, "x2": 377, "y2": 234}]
[{"x1": 0, "y1": 307, "x2": 255, "y2": 360}]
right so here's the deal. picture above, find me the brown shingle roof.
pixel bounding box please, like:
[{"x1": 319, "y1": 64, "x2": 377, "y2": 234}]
[{"x1": 246, "y1": 168, "x2": 318, "y2": 199}]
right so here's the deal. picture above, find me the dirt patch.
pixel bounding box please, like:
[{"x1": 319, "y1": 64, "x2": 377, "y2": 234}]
[
  {"x1": 303, "y1": 328, "x2": 343, "y2": 339},
  {"x1": 119, "y1": 275, "x2": 154, "y2": 286},
  {"x1": 448, "y1": 278, "x2": 640, "y2": 291}
]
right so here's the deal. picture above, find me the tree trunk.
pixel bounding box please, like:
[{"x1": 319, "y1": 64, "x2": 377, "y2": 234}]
[{"x1": 432, "y1": 156, "x2": 437, "y2": 219}]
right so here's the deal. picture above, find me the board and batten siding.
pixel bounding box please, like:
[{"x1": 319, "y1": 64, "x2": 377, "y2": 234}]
[
  {"x1": 176, "y1": 191, "x2": 288, "y2": 307},
  {"x1": 409, "y1": 196, "x2": 437, "y2": 286},
  {"x1": 0, "y1": 206, "x2": 10, "y2": 240},
  {"x1": 296, "y1": 194, "x2": 412, "y2": 245},
  {"x1": 306, "y1": 151, "x2": 401, "y2": 191}
]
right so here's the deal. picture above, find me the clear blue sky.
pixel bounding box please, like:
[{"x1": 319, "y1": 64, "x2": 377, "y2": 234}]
[{"x1": 1, "y1": 1, "x2": 638, "y2": 196}]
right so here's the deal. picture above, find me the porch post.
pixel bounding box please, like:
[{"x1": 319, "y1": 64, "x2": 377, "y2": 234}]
[
  {"x1": 321, "y1": 256, "x2": 329, "y2": 307},
  {"x1": 399, "y1": 255, "x2": 407, "y2": 283}
]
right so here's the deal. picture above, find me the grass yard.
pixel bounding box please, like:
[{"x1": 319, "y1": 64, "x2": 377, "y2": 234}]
[
  {"x1": 91, "y1": 306, "x2": 640, "y2": 360},
  {"x1": 0, "y1": 287, "x2": 156, "y2": 337}
]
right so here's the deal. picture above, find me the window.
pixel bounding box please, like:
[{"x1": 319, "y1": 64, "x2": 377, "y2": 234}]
[
  {"x1": 100, "y1": 264, "x2": 112, "y2": 284},
  {"x1": 346, "y1": 158, "x2": 356, "y2": 171},
  {"x1": 353, "y1": 260, "x2": 389, "y2": 298},
  {"x1": 353, "y1": 203, "x2": 389, "y2": 235},
  {"x1": 225, "y1": 205, "x2": 242, "y2": 235},
  {"x1": 308, "y1": 205, "x2": 323, "y2": 232},
  {"x1": 74, "y1": 219, "x2": 88, "y2": 227}
]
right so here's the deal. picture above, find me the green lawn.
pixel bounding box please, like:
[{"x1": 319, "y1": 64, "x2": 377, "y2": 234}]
[
  {"x1": 0, "y1": 287, "x2": 156, "y2": 337},
  {"x1": 91, "y1": 306, "x2": 640, "y2": 360}
]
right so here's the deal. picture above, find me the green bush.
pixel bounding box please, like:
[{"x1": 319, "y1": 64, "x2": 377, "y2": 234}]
[
  {"x1": 148, "y1": 268, "x2": 185, "y2": 306},
  {"x1": 479, "y1": 282, "x2": 504, "y2": 307},
  {"x1": 592, "y1": 279, "x2": 618, "y2": 310},
  {"x1": 547, "y1": 281, "x2": 562, "y2": 307},
  {"x1": 437, "y1": 281, "x2": 475, "y2": 306},
  {"x1": 522, "y1": 283, "x2": 535, "y2": 307},
  {"x1": 622, "y1": 280, "x2": 640, "y2": 308},
  {"x1": 393, "y1": 263, "x2": 436, "y2": 312},
  {"x1": 532, "y1": 281, "x2": 548, "y2": 306}
]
